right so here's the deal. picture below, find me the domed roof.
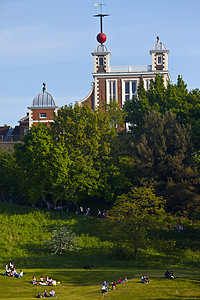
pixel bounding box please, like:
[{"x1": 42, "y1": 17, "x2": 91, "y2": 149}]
[
  {"x1": 151, "y1": 36, "x2": 168, "y2": 51},
  {"x1": 30, "y1": 83, "x2": 57, "y2": 108},
  {"x1": 93, "y1": 44, "x2": 109, "y2": 53}
]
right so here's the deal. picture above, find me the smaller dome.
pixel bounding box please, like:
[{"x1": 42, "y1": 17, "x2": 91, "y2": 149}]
[
  {"x1": 93, "y1": 44, "x2": 108, "y2": 53},
  {"x1": 152, "y1": 36, "x2": 167, "y2": 51},
  {"x1": 30, "y1": 83, "x2": 57, "y2": 108}
]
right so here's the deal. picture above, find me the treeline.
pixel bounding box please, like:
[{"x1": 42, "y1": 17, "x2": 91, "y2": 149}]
[{"x1": 1, "y1": 74, "x2": 200, "y2": 218}]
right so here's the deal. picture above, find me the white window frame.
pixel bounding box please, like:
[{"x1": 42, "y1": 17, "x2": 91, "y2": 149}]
[
  {"x1": 157, "y1": 55, "x2": 162, "y2": 65},
  {"x1": 144, "y1": 79, "x2": 151, "y2": 91},
  {"x1": 121, "y1": 79, "x2": 138, "y2": 106},
  {"x1": 106, "y1": 79, "x2": 118, "y2": 104},
  {"x1": 40, "y1": 113, "x2": 47, "y2": 118}
]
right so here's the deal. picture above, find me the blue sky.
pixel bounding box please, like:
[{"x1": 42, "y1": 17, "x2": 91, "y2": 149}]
[{"x1": 1, "y1": 0, "x2": 200, "y2": 127}]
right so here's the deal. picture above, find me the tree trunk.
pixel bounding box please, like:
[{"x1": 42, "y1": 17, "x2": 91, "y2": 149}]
[{"x1": 134, "y1": 246, "x2": 138, "y2": 260}]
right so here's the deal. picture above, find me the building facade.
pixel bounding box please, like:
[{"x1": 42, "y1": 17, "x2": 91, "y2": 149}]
[
  {"x1": 18, "y1": 83, "x2": 59, "y2": 140},
  {"x1": 79, "y1": 36, "x2": 170, "y2": 109}
]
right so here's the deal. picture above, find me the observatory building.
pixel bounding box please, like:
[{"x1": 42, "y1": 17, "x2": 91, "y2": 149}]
[{"x1": 79, "y1": 9, "x2": 170, "y2": 109}]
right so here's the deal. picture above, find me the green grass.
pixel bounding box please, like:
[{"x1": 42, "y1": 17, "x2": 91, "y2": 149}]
[
  {"x1": 0, "y1": 203, "x2": 200, "y2": 269},
  {"x1": 0, "y1": 203, "x2": 200, "y2": 298},
  {"x1": 0, "y1": 267, "x2": 200, "y2": 299}
]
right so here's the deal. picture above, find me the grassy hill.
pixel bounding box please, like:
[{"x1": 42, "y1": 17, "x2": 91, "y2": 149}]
[
  {"x1": 0, "y1": 203, "x2": 200, "y2": 269},
  {"x1": 0, "y1": 203, "x2": 200, "y2": 299}
]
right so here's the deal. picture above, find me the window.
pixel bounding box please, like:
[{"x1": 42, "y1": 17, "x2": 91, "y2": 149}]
[
  {"x1": 124, "y1": 81, "x2": 137, "y2": 102},
  {"x1": 157, "y1": 56, "x2": 162, "y2": 64},
  {"x1": 24, "y1": 128, "x2": 29, "y2": 134},
  {"x1": 99, "y1": 57, "x2": 104, "y2": 66},
  {"x1": 109, "y1": 81, "x2": 116, "y2": 100},
  {"x1": 106, "y1": 80, "x2": 118, "y2": 103},
  {"x1": 145, "y1": 80, "x2": 151, "y2": 91},
  {"x1": 122, "y1": 79, "x2": 138, "y2": 106},
  {"x1": 40, "y1": 113, "x2": 47, "y2": 118}
]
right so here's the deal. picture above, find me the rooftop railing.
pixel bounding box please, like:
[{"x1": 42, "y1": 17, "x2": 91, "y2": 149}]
[{"x1": 108, "y1": 65, "x2": 152, "y2": 72}]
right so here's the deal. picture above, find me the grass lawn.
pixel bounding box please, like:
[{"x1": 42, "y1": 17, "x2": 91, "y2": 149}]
[{"x1": 0, "y1": 267, "x2": 200, "y2": 299}]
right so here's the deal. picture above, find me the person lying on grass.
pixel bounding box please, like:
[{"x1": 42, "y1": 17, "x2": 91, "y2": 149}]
[
  {"x1": 116, "y1": 277, "x2": 122, "y2": 284},
  {"x1": 121, "y1": 276, "x2": 128, "y2": 283},
  {"x1": 16, "y1": 270, "x2": 23, "y2": 278}
]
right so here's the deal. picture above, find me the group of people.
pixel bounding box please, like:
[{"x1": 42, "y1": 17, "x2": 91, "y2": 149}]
[
  {"x1": 167, "y1": 222, "x2": 184, "y2": 232},
  {"x1": 97, "y1": 209, "x2": 108, "y2": 219},
  {"x1": 37, "y1": 289, "x2": 56, "y2": 298},
  {"x1": 141, "y1": 275, "x2": 149, "y2": 284},
  {"x1": 165, "y1": 270, "x2": 174, "y2": 279},
  {"x1": 32, "y1": 275, "x2": 60, "y2": 286},
  {"x1": 3, "y1": 262, "x2": 23, "y2": 278},
  {"x1": 76, "y1": 207, "x2": 109, "y2": 219},
  {"x1": 101, "y1": 276, "x2": 128, "y2": 293}
]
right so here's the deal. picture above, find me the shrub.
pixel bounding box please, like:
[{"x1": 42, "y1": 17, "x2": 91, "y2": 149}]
[{"x1": 47, "y1": 226, "x2": 80, "y2": 254}]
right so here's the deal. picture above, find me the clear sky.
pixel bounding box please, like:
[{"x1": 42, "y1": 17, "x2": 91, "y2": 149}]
[{"x1": 1, "y1": 0, "x2": 200, "y2": 127}]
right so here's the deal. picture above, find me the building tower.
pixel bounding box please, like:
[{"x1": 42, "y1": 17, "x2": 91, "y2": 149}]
[
  {"x1": 79, "y1": 12, "x2": 170, "y2": 109},
  {"x1": 150, "y1": 36, "x2": 169, "y2": 71},
  {"x1": 28, "y1": 83, "x2": 59, "y2": 128}
]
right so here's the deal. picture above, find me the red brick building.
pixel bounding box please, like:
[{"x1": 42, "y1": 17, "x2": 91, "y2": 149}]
[
  {"x1": 18, "y1": 83, "x2": 59, "y2": 140},
  {"x1": 79, "y1": 36, "x2": 170, "y2": 109}
]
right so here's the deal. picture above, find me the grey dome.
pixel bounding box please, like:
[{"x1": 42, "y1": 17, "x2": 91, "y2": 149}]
[
  {"x1": 30, "y1": 83, "x2": 57, "y2": 108},
  {"x1": 152, "y1": 41, "x2": 167, "y2": 51},
  {"x1": 31, "y1": 92, "x2": 57, "y2": 107},
  {"x1": 93, "y1": 44, "x2": 109, "y2": 53},
  {"x1": 151, "y1": 36, "x2": 168, "y2": 52}
]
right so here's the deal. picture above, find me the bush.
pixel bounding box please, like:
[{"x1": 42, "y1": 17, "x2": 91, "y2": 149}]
[{"x1": 47, "y1": 226, "x2": 80, "y2": 255}]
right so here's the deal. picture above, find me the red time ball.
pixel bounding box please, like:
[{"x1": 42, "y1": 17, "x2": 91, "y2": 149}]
[{"x1": 97, "y1": 33, "x2": 107, "y2": 44}]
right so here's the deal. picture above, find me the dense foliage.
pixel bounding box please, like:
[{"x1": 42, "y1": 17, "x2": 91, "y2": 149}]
[
  {"x1": 0, "y1": 75, "x2": 199, "y2": 223},
  {"x1": 106, "y1": 186, "x2": 165, "y2": 260}
]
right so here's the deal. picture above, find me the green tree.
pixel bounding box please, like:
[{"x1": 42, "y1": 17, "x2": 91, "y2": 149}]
[
  {"x1": 104, "y1": 98, "x2": 126, "y2": 129},
  {"x1": 14, "y1": 124, "x2": 71, "y2": 204},
  {"x1": 125, "y1": 74, "x2": 200, "y2": 149},
  {"x1": 133, "y1": 111, "x2": 200, "y2": 215},
  {"x1": 50, "y1": 103, "x2": 123, "y2": 203},
  {"x1": 107, "y1": 186, "x2": 165, "y2": 260},
  {"x1": 0, "y1": 149, "x2": 21, "y2": 201}
]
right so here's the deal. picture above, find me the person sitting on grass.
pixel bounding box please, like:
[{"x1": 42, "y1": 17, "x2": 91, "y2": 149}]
[
  {"x1": 165, "y1": 270, "x2": 170, "y2": 278},
  {"x1": 101, "y1": 281, "x2": 109, "y2": 293},
  {"x1": 169, "y1": 271, "x2": 174, "y2": 279},
  {"x1": 10, "y1": 268, "x2": 17, "y2": 277},
  {"x1": 111, "y1": 282, "x2": 116, "y2": 290},
  {"x1": 145, "y1": 275, "x2": 149, "y2": 284},
  {"x1": 9, "y1": 261, "x2": 14, "y2": 271},
  {"x1": 40, "y1": 275, "x2": 47, "y2": 285},
  {"x1": 48, "y1": 277, "x2": 60, "y2": 286},
  {"x1": 43, "y1": 289, "x2": 48, "y2": 297},
  {"x1": 32, "y1": 276, "x2": 37, "y2": 284},
  {"x1": 49, "y1": 289, "x2": 56, "y2": 297},
  {"x1": 141, "y1": 274, "x2": 149, "y2": 284},
  {"x1": 17, "y1": 270, "x2": 23, "y2": 278},
  {"x1": 3, "y1": 264, "x2": 10, "y2": 276}
]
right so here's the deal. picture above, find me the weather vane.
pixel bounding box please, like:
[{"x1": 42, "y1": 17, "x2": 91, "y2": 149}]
[{"x1": 94, "y1": 3, "x2": 110, "y2": 44}]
